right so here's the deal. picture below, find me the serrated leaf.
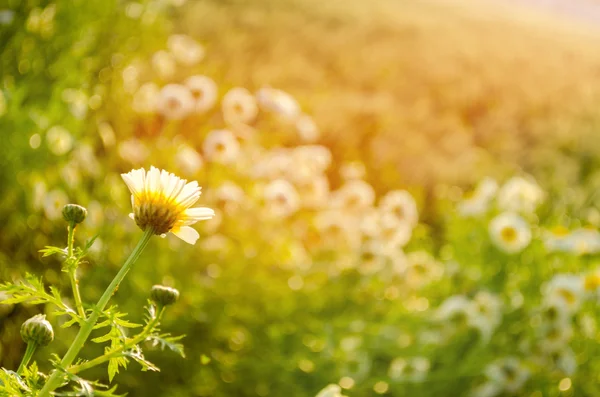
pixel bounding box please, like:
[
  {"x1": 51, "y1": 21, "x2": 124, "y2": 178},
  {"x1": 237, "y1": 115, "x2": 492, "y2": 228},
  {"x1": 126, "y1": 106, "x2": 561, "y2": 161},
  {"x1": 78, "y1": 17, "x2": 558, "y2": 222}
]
[
  {"x1": 147, "y1": 334, "x2": 186, "y2": 358},
  {"x1": 125, "y1": 346, "x2": 160, "y2": 373},
  {"x1": 107, "y1": 356, "x2": 128, "y2": 382}
]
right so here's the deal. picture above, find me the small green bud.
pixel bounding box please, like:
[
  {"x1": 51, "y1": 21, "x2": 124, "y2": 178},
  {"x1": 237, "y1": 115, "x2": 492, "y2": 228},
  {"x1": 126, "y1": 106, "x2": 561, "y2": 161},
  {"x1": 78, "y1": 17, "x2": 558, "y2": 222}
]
[
  {"x1": 150, "y1": 285, "x2": 179, "y2": 307},
  {"x1": 21, "y1": 314, "x2": 54, "y2": 346},
  {"x1": 62, "y1": 204, "x2": 87, "y2": 224}
]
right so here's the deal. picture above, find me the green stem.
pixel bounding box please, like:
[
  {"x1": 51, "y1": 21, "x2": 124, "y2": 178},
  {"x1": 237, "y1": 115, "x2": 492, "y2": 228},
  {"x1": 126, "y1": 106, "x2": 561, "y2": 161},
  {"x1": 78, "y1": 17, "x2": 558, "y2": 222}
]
[
  {"x1": 67, "y1": 223, "x2": 86, "y2": 319},
  {"x1": 69, "y1": 306, "x2": 165, "y2": 374},
  {"x1": 17, "y1": 342, "x2": 37, "y2": 374},
  {"x1": 38, "y1": 229, "x2": 154, "y2": 397}
]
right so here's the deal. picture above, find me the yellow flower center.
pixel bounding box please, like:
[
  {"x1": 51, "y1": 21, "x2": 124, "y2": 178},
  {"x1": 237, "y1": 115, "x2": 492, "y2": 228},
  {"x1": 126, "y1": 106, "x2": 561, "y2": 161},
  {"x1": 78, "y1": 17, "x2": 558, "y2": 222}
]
[
  {"x1": 557, "y1": 288, "x2": 576, "y2": 305},
  {"x1": 133, "y1": 193, "x2": 184, "y2": 234},
  {"x1": 501, "y1": 227, "x2": 518, "y2": 242},
  {"x1": 585, "y1": 274, "x2": 600, "y2": 291}
]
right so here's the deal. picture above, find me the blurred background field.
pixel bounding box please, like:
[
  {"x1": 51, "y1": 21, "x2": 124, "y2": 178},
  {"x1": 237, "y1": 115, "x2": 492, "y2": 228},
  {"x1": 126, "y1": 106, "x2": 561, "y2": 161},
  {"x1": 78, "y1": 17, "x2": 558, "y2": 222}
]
[{"x1": 3, "y1": 0, "x2": 600, "y2": 396}]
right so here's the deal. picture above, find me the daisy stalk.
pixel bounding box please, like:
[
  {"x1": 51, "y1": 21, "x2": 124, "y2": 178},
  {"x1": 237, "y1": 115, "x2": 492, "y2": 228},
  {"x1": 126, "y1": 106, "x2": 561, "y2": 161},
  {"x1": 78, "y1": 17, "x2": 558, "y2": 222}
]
[
  {"x1": 39, "y1": 167, "x2": 214, "y2": 395},
  {"x1": 38, "y1": 228, "x2": 154, "y2": 397}
]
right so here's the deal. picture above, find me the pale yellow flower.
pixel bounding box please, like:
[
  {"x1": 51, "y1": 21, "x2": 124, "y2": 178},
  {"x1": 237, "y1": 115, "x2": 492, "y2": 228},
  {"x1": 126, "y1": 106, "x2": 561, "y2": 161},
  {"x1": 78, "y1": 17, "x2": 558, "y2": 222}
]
[{"x1": 121, "y1": 166, "x2": 214, "y2": 244}]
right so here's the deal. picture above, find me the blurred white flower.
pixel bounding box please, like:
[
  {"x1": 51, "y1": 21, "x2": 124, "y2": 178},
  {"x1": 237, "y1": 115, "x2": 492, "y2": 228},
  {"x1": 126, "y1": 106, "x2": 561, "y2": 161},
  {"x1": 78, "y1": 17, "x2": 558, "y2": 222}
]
[
  {"x1": 118, "y1": 138, "x2": 149, "y2": 165},
  {"x1": 167, "y1": 34, "x2": 204, "y2": 66},
  {"x1": 46, "y1": 126, "x2": 73, "y2": 156},
  {"x1": 484, "y1": 357, "x2": 529, "y2": 394},
  {"x1": 435, "y1": 295, "x2": 476, "y2": 327},
  {"x1": 331, "y1": 180, "x2": 375, "y2": 212},
  {"x1": 339, "y1": 161, "x2": 366, "y2": 181},
  {"x1": 255, "y1": 87, "x2": 301, "y2": 120},
  {"x1": 538, "y1": 322, "x2": 573, "y2": 353},
  {"x1": 489, "y1": 212, "x2": 531, "y2": 253},
  {"x1": 203, "y1": 129, "x2": 240, "y2": 164},
  {"x1": 405, "y1": 251, "x2": 443, "y2": 288},
  {"x1": 378, "y1": 212, "x2": 413, "y2": 250},
  {"x1": 132, "y1": 82, "x2": 160, "y2": 114},
  {"x1": 157, "y1": 84, "x2": 194, "y2": 120},
  {"x1": 315, "y1": 211, "x2": 361, "y2": 250},
  {"x1": 175, "y1": 144, "x2": 204, "y2": 175},
  {"x1": 263, "y1": 179, "x2": 300, "y2": 218},
  {"x1": 357, "y1": 239, "x2": 386, "y2": 275},
  {"x1": 388, "y1": 357, "x2": 430, "y2": 382},
  {"x1": 315, "y1": 384, "x2": 345, "y2": 397},
  {"x1": 379, "y1": 190, "x2": 418, "y2": 227},
  {"x1": 543, "y1": 274, "x2": 584, "y2": 313},
  {"x1": 151, "y1": 50, "x2": 177, "y2": 80},
  {"x1": 497, "y1": 176, "x2": 544, "y2": 214},
  {"x1": 43, "y1": 189, "x2": 69, "y2": 220},
  {"x1": 555, "y1": 347, "x2": 577, "y2": 375},
  {"x1": 458, "y1": 177, "x2": 498, "y2": 217},
  {"x1": 214, "y1": 181, "x2": 245, "y2": 214},
  {"x1": 295, "y1": 114, "x2": 320, "y2": 142},
  {"x1": 297, "y1": 175, "x2": 329, "y2": 209},
  {"x1": 222, "y1": 87, "x2": 258, "y2": 124},
  {"x1": 184, "y1": 75, "x2": 218, "y2": 113}
]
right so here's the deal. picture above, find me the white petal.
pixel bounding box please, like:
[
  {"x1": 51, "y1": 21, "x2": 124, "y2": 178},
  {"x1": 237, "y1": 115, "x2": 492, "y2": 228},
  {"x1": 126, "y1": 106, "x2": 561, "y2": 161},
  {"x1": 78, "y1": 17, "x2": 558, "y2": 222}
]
[
  {"x1": 183, "y1": 207, "x2": 215, "y2": 220},
  {"x1": 171, "y1": 226, "x2": 200, "y2": 245}
]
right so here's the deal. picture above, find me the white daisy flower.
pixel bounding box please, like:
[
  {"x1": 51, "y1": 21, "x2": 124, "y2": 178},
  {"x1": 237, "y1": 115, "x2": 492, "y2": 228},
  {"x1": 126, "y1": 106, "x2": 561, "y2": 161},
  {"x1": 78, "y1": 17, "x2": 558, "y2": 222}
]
[
  {"x1": 255, "y1": 87, "x2": 301, "y2": 120},
  {"x1": 184, "y1": 75, "x2": 218, "y2": 113},
  {"x1": 175, "y1": 144, "x2": 204, "y2": 175},
  {"x1": 157, "y1": 84, "x2": 194, "y2": 120},
  {"x1": 435, "y1": 295, "x2": 476, "y2": 327},
  {"x1": 222, "y1": 87, "x2": 258, "y2": 124},
  {"x1": 121, "y1": 166, "x2": 215, "y2": 244},
  {"x1": 388, "y1": 357, "x2": 430, "y2": 382},
  {"x1": 331, "y1": 180, "x2": 375, "y2": 212},
  {"x1": 489, "y1": 212, "x2": 531, "y2": 253},
  {"x1": 43, "y1": 189, "x2": 69, "y2": 220},
  {"x1": 497, "y1": 176, "x2": 544, "y2": 214},
  {"x1": 458, "y1": 177, "x2": 498, "y2": 217},
  {"x1": 167, "y1": 34, "x2": 204, "y2": 66},
  {"x1": 295, "y1": 114, "x2": 320, "y2": 142},
  {"x1": 202, "y1": 129, "x2": 240, "y2": 164},
  {"x1": 484, "y1": 358, "x2": 529, "y2": 394},
  {"x1": 315, "y1": 384, "x2": 346, "y2": 397},
  {"x1": 151, "y1": 50, "x2": 176, "y2": 80},
  {"x1": 46, "y1": 126, "x2": 73, "y2": 156},
  {"x1": 543, "y1": 274, "x2": 585, "y2": 313},
  {"x1": 263, "y1": 179, "x2": 300, "y2": 218},
  {"x1": 132, "y1": 82, "x2": 160, "y2": 114},
  {"x1": 379, "y1": 190, "x2": 418, "y2": 227},
  {"x1": 405, "y1": 251, "x2": 443, "y2": 288}
]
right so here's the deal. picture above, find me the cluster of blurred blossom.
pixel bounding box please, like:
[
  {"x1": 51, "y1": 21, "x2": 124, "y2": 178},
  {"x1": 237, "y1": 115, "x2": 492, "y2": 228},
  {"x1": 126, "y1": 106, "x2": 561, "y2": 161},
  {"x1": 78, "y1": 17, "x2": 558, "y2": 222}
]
[{"x1": 7, "y1": 7, "x2": 600, "y2": 395}]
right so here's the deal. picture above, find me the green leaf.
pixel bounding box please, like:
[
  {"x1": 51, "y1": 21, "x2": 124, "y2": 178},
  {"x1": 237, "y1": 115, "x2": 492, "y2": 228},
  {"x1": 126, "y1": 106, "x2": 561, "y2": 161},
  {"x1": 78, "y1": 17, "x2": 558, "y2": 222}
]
[
  {"x1": 147, "y1": 334, "x2": 186, "y2": 358},
  {"x1": 107, "y1": 356, "x2": 128, "y2": 382},
  {"x1": 39, "y1": 245, "x2": 67, "y2": 258},
  {"x1": 125, "y1": 346, "x2": 160, "y2": 373}
]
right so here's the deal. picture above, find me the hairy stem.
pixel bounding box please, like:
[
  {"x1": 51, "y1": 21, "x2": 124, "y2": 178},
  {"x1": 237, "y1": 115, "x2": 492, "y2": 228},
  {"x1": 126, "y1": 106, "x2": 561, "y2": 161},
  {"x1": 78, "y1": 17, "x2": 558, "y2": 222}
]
[
  {"x1": 67, "y1": 223, "x2": 86, "y2": 319},
  {"x1": 69, "y1": 306, "x2": 165, "y2": 374},
  {"x1": 17, "y1": 342, "x2": 37, "y2": 374},
  {"x1": 38, "y1": 229, "x2": 154, "y2": 397}
]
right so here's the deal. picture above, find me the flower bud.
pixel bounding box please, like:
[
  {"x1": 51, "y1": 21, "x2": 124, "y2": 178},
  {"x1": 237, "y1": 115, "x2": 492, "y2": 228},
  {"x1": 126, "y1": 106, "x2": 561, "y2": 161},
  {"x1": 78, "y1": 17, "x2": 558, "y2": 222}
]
[
  {"x1": 62, "y1": 204, "x2": 87, "y2": 224},
  {"x1": 21, "y1": 314, "x2": 54, "y2": 346},
  {"x1": 150, "y1": 285, "x2": 179, "y2": 307}
]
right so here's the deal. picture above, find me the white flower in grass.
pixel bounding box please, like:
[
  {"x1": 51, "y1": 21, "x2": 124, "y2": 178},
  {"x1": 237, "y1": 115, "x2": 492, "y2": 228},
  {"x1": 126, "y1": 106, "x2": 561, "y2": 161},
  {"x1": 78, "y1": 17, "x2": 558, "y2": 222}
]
[
  {"x1": 331, "y1": 180, "x2": 375, "y2": 212},
  {"x1": 264, "y1": 179, "x2": 300, "y2": 218},
  {"x1": 157, "y1": 84, "x2": 194, "y2": 120},
  {"x1": 379, "y1": 190, "x2": 418, "y2": 227},
  {"x1": 255, "y1": 87, "x2": 301, "y2": 120},
  {"x1": 405, "y1": 251, "x2": 443, "y2": 288},
  {"x1": 175, "y1": 144, "x2": 203, "y2": 175},
  {"x1": 167, "y1": 34, "x2": 204, "y2": 66},
  {"x1": 458, "y1": 177, "x2": 498, "y2": 217},
  {"x1": 132, "y1": 82, "x2": 160, "y2": 114},
  {"x1": 538, "y1": 322, "x2": 573, "y2": 353},
  {"x1": 484, "y1": 357, "x2": 529, "y2": 393},
  {"x1": 121, "y1": 166, "x2": 214, "y2": 244},
  {"x1": 151, "y1": 50, "x2": 176, "y2": 79},
  {"x1": 388, "y1": 357, "x2": 430, "y2": 382},
  {"x1": 543, "y1": 274, "x2": 585, "y2": 313},
  {"x1": 203, "y1": 129, "x2": 240, "y2": 164},
  {"x1": 46, "y1": 126, "x2": 73, "y2": 156},
  {"x1": 184, "y1": 75, "x2": 217, "y2": 113},
  {"x1": 315, "y1": 384, "x2": 346, "y2": 397},
  {"x1": 295, "y1": 114, "x2": 320, "y2": 142},
  {"x1": 378, "y1": 213, "x2": 413, "y2": 250},
  {"x1": 489, "y1": 212, "x2": 531, "y2": 253},
  {"x1": 222, "y1": 87, "x2": 258, "y2": 124},
  {"x1": 435, "y1": 295, "x2": 477, "y2": 327},
  {"x1": 497, "y1": 176, "x2": 544, "y2": 214}
]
